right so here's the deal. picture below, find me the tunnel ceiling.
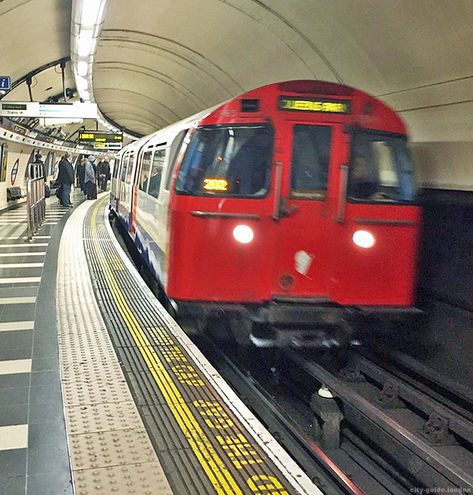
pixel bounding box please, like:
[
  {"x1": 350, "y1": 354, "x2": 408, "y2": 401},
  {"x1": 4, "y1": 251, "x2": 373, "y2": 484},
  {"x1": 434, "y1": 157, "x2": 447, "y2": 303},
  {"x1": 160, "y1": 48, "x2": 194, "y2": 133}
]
[
  {"x1": 1, "y1": 1, "x2": 473, "y2": 143},
  {"x1": 96, "y1": 0, "x2": 473, "y2": 141},
  {"x1": 1, "y1": 0, "x2": 73, "y2": 101}
]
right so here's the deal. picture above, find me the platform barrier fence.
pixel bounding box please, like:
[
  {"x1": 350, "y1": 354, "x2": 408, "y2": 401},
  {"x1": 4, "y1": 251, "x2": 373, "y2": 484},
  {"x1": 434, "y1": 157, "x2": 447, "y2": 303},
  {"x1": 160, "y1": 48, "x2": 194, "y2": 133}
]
[{"x1": 26, "y1": 163, "x2": 46, "y2": 240}]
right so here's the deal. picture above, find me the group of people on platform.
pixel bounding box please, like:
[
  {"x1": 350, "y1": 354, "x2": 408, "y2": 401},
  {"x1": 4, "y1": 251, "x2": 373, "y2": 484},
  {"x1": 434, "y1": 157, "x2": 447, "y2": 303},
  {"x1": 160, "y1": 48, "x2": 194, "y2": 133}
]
[{"x1": 54, "y1": 154, "x2": 111, "y2": 207}]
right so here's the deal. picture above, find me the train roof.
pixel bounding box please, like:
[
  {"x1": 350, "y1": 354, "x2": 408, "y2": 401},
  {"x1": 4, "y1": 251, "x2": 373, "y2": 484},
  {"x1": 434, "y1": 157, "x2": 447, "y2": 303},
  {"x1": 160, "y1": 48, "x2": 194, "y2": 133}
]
[
  {"x1": 117, "y1": 107, "x2": 216, "y2": 156},
  {"x1": 118, "y1": 79, "x2": 406, "y2": 156}
]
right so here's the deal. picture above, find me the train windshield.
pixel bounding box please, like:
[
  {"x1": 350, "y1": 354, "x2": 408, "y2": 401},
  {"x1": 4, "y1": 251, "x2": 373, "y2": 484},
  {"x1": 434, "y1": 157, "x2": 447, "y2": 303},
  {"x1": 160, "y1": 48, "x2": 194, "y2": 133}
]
[
  {"x1": 348, "y1": 132, "x2": 416, "y2": 203},
  {"x1": 176, "y1": 125, "x2": 273, "y2": 197}
]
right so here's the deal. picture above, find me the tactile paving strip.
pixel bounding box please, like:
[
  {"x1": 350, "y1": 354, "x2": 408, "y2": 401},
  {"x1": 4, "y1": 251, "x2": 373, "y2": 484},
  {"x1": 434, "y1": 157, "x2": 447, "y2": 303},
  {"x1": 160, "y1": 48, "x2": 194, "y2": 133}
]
[
  {"x1": 63, "y1": 376, "x2": 131, "y2": 407},
  {"x1": 65, "y1": 401, "x2": 143, "y2": 434},
  {"x1": 74, "y1": 462, "x2": 172, "y2": 495},
  {"x1": 56, "y1": 200, "x2": 173, "y2": 495},
  {"x1": 70, "y1": 429, "x2": 157, "y2": 470},
  {"x1": 80, "y1": 197, "x2": 320, "y2": 495}
]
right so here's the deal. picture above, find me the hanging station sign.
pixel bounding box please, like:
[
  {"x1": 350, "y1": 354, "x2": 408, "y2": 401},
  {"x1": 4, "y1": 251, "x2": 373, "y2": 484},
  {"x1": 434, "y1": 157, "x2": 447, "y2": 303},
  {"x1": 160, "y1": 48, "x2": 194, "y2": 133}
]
[
  {"x1": 78, "y1": 131, "x2": 123, "y2": 150},
  {"x1": 0, "y1": 101, "x2": 98, "y2": 118}
]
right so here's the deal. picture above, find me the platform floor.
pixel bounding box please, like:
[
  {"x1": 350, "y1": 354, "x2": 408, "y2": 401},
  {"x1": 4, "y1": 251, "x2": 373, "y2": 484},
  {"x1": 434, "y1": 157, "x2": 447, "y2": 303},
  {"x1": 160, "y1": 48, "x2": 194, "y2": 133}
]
[
  {"x1": 0, "y1": 192, "x2": 320, "y2": 495},
  {"x1": 0, "y1": 196, "x2": 75, "y2": 494}
]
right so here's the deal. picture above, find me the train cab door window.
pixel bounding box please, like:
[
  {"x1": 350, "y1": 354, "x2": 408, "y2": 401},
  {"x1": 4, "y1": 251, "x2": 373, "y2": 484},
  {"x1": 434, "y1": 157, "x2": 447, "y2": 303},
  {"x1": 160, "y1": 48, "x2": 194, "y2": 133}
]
[
  {"x1": 176, "y1": 125, "x2": 273, "y2": 197},
  {"x1": 348, "y1": 132, "x2": 416, "y2": 202},
  {"x1": 290, "y1": 125, "x2": 331, "y2": 199},
  {"x1": 148, "y1": 148, "x2": 166, "y2": 198},
  {"x1": 139, "y1": 150, "x2": 153, "y2": 192}
]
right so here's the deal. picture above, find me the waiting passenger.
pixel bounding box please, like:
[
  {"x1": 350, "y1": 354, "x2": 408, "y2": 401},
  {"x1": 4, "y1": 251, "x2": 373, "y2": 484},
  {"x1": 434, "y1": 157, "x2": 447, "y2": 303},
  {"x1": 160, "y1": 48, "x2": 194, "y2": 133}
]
[
  {"x1": 84, "y1": 155, "x2": 97, "y2": 199},
  {"x1": 57, "y1": 152, "x2": 74, "y2": 207},
  {"x1": 76, "y1": 157, "x2": 87, "y2": 194},
  {"x1": 97, "y1": 156, "x2": 111, "y2": 192}
]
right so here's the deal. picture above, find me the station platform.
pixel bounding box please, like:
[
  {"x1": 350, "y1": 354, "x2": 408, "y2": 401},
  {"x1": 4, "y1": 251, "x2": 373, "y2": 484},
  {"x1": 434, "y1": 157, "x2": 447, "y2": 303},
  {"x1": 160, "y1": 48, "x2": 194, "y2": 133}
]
[{"x1": 0, "y1": 191, "x2": 321, "y2": 495}]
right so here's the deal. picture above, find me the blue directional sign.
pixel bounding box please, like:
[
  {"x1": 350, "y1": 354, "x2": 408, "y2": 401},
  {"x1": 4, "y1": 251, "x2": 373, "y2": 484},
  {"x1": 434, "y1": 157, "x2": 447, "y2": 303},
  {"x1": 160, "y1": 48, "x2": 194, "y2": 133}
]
[{"x1": 0, "y1": 76, "x2": 11, "y2": 91}]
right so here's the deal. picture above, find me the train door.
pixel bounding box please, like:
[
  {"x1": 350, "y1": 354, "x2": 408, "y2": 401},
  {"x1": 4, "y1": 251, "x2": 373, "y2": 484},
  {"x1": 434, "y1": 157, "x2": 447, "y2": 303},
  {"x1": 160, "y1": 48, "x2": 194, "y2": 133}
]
[
  {"x1": 133, "y1": 147, "x2": 153, "y2": 241},
  {"x1": 130, "y1": 147, "x2": 147, "y2": 237},
  {"x1": 271, "y1": 122, "x2": 345, "y2": 299},
  {"x1": 149, "y1": 146, "x2": 167, "y2": 250},
  {"x1": 325, "y1": 131, "x2": 419, "y2": 306},
  {"x1": 125, "y1": 152, "x2": 136, "y2": 229},
  {"x1": 118, "y1": 152, "x2": 130, "y2": 221},
  {"x1": 110, "y1": 154, "x2": 122, "y2": 211},
  {"x1": 159, "y1": 130, "x2": 188, "y2": 251}
]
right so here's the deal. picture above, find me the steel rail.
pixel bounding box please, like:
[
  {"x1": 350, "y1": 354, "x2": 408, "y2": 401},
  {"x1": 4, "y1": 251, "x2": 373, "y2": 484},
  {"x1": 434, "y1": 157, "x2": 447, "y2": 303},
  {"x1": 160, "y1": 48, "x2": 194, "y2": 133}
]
[
  {"x1": 287, "y1": 350, "x2": 473, "y2": 490},
  {"x1": 201, "y1": 339, "x2": 366, "y2": 495},
  {"x1": 354, "y1": 354, "x2": 473, "y2": 444},
  {"x1": 381, "y1": 348, "x2": 473, "y2": 408}
]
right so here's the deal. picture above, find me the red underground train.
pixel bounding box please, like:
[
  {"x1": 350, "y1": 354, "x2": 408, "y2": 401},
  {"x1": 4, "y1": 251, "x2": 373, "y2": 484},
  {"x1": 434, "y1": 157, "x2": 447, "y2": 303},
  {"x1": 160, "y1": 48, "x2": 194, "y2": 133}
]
[{"x1": 110, "y1": 80, "x2": 421, "y2": 348}]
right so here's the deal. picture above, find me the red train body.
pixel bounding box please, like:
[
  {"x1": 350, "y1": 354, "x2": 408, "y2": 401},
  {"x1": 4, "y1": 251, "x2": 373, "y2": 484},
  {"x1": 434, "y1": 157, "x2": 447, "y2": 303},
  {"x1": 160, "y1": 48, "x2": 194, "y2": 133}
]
[{"x1": 111, "y1": 80, "x2": 420, "y2": 347}]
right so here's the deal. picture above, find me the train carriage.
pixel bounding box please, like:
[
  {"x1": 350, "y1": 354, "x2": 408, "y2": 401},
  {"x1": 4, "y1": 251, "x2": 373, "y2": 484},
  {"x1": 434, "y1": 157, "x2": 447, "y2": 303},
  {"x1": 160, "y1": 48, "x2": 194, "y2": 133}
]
[{"x1": 110, "y1": 80, "x2": 420, "y2": 348}]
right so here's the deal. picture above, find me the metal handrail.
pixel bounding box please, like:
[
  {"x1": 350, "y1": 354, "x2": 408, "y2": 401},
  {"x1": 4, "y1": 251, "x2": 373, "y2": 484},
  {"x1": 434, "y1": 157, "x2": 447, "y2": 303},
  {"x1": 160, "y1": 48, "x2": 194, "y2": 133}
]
[{"x1": 26, "y1": 163, "x2": 46, "y2": 241}]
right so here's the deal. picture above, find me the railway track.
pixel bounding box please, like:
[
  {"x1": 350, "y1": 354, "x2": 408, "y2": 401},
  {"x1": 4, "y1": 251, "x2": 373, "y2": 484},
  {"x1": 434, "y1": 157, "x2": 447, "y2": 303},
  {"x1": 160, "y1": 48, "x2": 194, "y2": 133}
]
[
  {"x1": 199, "y1": 338, "x2": 372, "y2": 495},
  {"x1": 114, "y1": 217, "x2": 473, "y2": 494},
  {"x1": 198, "y1": 336, "x2": 420, "y2": 495},
  {"x1": 285, "y1": 349, "x2": 473, "y2": 492},
  {"x1": 194, "y1": 333, "x2": 473, "y2": 494}
]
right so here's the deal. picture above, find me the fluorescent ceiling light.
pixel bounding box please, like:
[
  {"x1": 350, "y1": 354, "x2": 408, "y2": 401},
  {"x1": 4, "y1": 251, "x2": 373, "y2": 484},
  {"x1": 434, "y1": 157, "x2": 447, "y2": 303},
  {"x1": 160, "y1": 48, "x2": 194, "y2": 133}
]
[
  {"x1": 80, "y1": 0, "x2": 102, "y2": 26},
  {"x1": 77, "y1": 61, "x2": 88, "y2": 76},
  {"x1": 72, "y1": 0, "x2": 132, "y2": 139},
  {"x1": 75, "y1": 76, "x2": 88, "y2": 92},
  {"x1": 77, "y1": 31, "x2": 94, "y2": 57}
]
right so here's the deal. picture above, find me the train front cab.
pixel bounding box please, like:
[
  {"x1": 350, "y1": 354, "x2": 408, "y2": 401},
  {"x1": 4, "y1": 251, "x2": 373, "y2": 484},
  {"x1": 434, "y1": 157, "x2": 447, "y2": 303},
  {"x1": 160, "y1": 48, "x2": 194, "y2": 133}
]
[{"x1": 170, "y1": 81, "x2": 421, "y2": 347}]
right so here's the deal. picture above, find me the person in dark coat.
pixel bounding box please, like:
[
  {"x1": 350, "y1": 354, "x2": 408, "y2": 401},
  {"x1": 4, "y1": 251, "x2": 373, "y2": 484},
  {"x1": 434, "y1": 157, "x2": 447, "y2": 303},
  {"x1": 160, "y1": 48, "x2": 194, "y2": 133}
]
[
  {"x1": 97, "y1": 156, "x2": 111, "y2": 191},
  {"x1": 76, "y1": 157, "x2": 86, "y2": 194},
  {"x1": 97, "y1": 156, "x2": 110, "y2": 191},
  {"x1": 57, "y1": 152, "x2": 74, "y2": 207}
]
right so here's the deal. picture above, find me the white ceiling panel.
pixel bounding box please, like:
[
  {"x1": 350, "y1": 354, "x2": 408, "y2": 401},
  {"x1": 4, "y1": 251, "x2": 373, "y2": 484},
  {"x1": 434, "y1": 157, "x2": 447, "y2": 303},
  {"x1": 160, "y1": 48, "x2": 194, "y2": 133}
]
[{"x1": 92, "y1": 0, "x2": 473, "y2": 140}]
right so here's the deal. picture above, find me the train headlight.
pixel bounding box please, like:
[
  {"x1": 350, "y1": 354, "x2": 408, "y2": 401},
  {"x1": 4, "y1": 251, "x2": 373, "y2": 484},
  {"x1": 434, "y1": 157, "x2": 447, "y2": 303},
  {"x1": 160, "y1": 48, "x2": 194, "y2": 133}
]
[
  {"x1": 352, "y1": 230, "x2": 375, "y2": 249},
  {"x1": 233, "y1": 225, "x2": 254, "y2": 244}
]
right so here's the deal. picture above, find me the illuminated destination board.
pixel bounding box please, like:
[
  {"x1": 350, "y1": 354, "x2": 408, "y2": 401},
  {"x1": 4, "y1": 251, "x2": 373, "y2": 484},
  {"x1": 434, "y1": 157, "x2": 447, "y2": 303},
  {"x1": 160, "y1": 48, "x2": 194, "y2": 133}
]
[
  {"x1": 279, "y1": 96, "x2": 351, "y2": 114},
  {"x1": 79, "y1": 131, "x2": 123, "y2": 150}
]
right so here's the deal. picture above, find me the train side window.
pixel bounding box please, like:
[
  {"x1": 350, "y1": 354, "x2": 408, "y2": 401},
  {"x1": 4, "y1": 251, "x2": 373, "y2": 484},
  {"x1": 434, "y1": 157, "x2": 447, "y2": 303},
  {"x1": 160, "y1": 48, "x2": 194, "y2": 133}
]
[
  {"x1": 139, "y1": 150, "x2": 153, "y2": 192},
  {"x1": 125, "y1": 153, "x2": 135, "y2": 183},
  {"x1": 165, "y1": 129, "x2": 188, "y2": 190},
  {"x1": 112, "y1": 156, "x2": 121, "y2": 178},
  {"x1": 148, "y1": 148, "x2": 166, "y2": 198},
  {"x1": 290, "y1": 125, "x2": 331, "y2": 199},
  {"x1": 120, "y1": 154, "x2": 129, "y2": 182}
]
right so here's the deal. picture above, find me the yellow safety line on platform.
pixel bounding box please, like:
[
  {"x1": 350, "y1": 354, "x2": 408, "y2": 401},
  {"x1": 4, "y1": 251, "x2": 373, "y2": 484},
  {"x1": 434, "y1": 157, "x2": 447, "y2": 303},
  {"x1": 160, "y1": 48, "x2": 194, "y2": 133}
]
[{"x1": 90, "y1": 198, "x2": 243, "y2": 495}]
